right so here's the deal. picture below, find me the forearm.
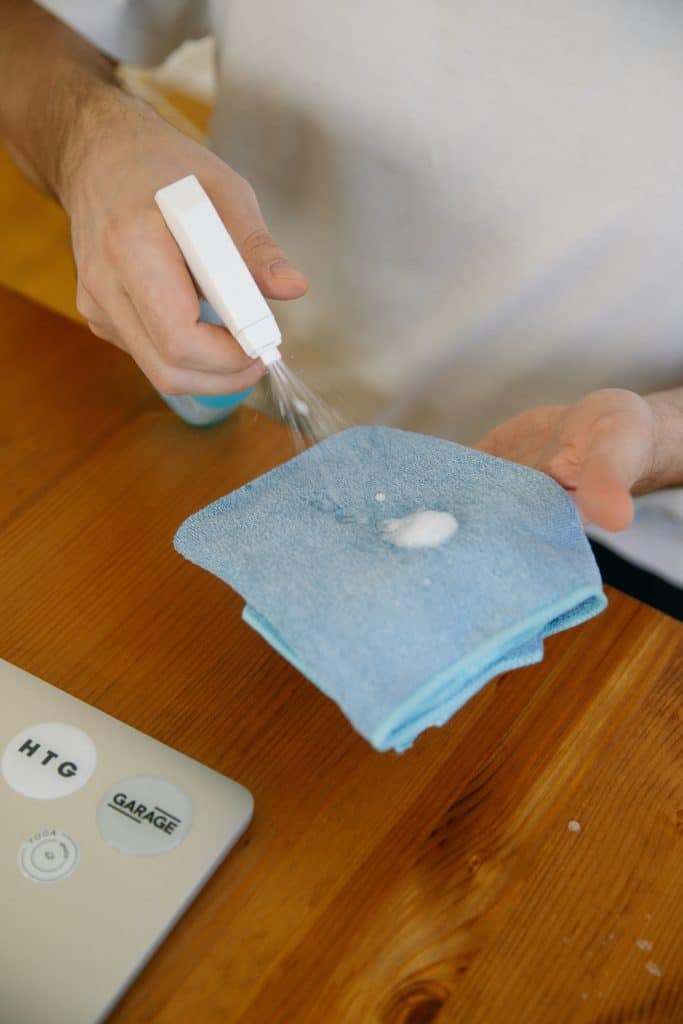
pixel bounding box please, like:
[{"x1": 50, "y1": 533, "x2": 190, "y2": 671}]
[
  {"x1": 642, "y1": 386, "x2": 683, "y2": 492},
  {"x1": 0, "y1": 0, "x2": 122, "y2": 201}
]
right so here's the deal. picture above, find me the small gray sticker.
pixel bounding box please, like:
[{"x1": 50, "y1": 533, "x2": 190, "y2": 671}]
[{"x1": 19, "y1": 829, "x2": 79, "y2": 883}]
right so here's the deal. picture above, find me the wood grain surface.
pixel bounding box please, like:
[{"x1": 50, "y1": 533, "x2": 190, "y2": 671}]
[{"x1": 1, "y1": 286, "x2": 681, "y2": 1023}]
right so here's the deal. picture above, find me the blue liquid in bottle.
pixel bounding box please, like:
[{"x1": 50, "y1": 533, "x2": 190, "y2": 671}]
[{"x1": 157, "y1": 299, "x2": 254, "y2": 426}]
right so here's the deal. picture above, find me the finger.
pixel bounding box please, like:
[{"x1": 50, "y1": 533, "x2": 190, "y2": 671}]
[
  {"x1": 78, "y1": 290, "x2": 128, "y2": 353},
  {"x1": 209, "y1": 185, "x2": 309, "y2": 300},
  {"x1": 103, "y1": 280, "x2": 267, "y2": 396},
  {"x1": 474, "y1": 407, "x2": 567, "y2": 465},
  {"x1": 87, "y1": 319, "x2": 127, "y2": 351},
  {"x1": 576, "y1": 447, "x2": 636, "y2": 531},
  {"x1": 118, "y1": 217, "x2": 262, "y2": 375},
  {"x1": 575, "y1": 401, "x2": 656, "y2": 531},
  {"x1": 76, "y1": 280, "x2": 101, "y2": 324},
  {"x1": 472, "y1": 428, "x2": 499, "y2": 457},
  {"x1": 77, "y1": 282, "x2": 126, "y2": 351},
  {"x1": 150, "y1": 357, "x2": 268, "y2": 397}
]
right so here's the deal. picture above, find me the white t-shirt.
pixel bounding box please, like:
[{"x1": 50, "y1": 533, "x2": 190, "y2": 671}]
[{"x1": 39, "y1": 1, "x2": 683, "y2": 586}]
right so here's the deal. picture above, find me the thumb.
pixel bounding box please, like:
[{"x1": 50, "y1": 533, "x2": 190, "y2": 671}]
[
  {"x1": 241, "y1": 226, "x2": 309, "y2": 300},
  {"x1": 213, "y1": 188, "x2": 309, "y2": 301},
  {"x1": 577, "y1": 457, "x2": 634, "y2": 532},
  {"x1": 574, "y1": 395, "x2": 656, "y2": 532},
  {"x1": 576, "y1": 439, "x2": 637, "y2": 532}
]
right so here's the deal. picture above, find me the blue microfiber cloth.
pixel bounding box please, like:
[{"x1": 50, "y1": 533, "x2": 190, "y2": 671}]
[{"x1": 174, "y1": 426, "x2": 606, "y2": 752}]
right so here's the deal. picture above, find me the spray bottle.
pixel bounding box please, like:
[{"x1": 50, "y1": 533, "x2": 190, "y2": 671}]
[{"x1": 154, "y1": 174, "x2": 281, "y2": 426}]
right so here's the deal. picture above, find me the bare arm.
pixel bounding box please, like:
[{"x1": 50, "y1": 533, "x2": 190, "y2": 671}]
[{"x1": 0, "y1": 0, "x2": 117, "y2": 199}]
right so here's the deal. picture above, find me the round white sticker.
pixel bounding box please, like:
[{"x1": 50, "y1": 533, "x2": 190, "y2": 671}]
[
  {"x1": 18, "y1": 829, "x2": 80, "y2": 883},
  {"x1": 96, "y1": 776, "x2": 193, "y2": 857},
  {"x1": 1, "y1": 723, "x2": 97, "y2": 799}
]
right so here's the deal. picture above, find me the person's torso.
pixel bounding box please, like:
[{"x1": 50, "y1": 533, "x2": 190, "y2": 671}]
[
  {"x1": 209, "y1": 1, "x2": 683, "y2": 586},
  {"x1": 210, "y1": 0, "x2": 682, "y2": 438}
]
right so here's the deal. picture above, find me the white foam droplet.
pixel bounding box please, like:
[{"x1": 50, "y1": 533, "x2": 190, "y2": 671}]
[
  {"x1": 375, "y1": 492, "x2": 386, "y2": 502},
  {"x1": 293, "y1": 398, "x2": 309, "y2": 415},
  {"x1": 567, "y1": 820, "x2": 581, "y2": 833},
  {"x1": 381, "y1": 511, "x2": 458, "y2": 549},
  {"x1": 645, "y1": 961, "x2": 662, "y2": 977},
  {"x1": 636, "y1": 938, "x2": 654, "y2": 952}
]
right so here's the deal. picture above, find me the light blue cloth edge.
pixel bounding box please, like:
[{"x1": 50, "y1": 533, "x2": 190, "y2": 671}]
[{"x1": 243, "y1": 583, "x2": 606, "y2": 751}]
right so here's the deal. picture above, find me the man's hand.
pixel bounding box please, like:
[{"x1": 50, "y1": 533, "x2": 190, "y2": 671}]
[
  {"x1": 475, "y1": 388, "x2": 667, "y2": 531},
  {"x1": 0, "y1": 2, "x2": 308, "y2": 397},
  {"x1": 64, "y1": 92, "x2": 308, "y2": 396}
]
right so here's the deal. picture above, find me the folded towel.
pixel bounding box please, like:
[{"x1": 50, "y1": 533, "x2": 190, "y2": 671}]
[{"x1": 174, "y1": 427, "x2": 606, "y2": 751}]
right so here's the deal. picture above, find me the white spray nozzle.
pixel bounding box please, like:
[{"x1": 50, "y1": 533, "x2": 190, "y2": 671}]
[{"x1": 154, "y1": 174, "x2": 282, "y2": 364}]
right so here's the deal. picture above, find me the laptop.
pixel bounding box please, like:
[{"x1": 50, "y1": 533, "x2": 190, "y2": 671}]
[{"x1": 0, "y1": 657, "x2": 253, "y2": 1024}]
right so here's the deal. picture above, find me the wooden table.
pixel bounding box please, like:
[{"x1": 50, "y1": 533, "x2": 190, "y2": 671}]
[{"x1": 1, "y1": 285, "x2": 681, "y2": 1023}]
